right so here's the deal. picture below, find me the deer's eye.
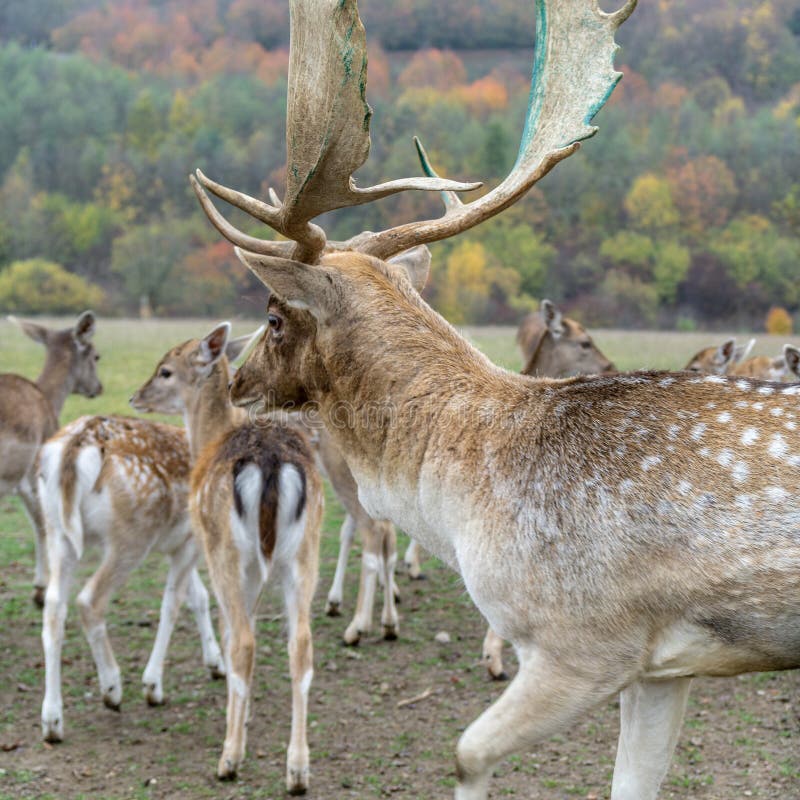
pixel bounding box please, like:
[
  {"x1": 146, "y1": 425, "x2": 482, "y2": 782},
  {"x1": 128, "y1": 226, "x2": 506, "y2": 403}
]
[
  {"x1": 580, "y1": 341, "x2": 592, "y2": 350},
  {"x1": 159, "y1": 367, "x2": 172, "y2": 379},
  {"x1": 94, "y1": 353, "x2": 101, "y2": 362},
  {"x1": 268, "y1": 313, "x2": 283, "y2": 334}
]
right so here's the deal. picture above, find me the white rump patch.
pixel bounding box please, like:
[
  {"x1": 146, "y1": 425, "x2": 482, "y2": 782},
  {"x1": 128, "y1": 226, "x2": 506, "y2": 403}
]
[
  {"x1": 230, "y1": 463, "x2": 268, "y2": 582},
  {"x1": 272, "y1": 464, "x2": 308, "y2": 567},
  {"x1": 741, "y1": 428, "x2": 759, "y2": 446}
]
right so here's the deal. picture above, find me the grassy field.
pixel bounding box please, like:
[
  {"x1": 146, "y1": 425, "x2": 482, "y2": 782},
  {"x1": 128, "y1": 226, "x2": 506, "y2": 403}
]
[{"x1": 0, "y1": 316, "x2": 798, "y2": 799}]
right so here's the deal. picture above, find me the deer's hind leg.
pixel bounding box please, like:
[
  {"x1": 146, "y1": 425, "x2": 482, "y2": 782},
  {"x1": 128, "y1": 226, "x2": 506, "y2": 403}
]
[
  {"x1": 610, "y1": 677, "x2": 692, "y2": 800},
  {"x1": 455, "y1": 647, "x2": 623, "y2": 800},
  {"x1": 282, "y1": 535, "x2": 319, "y2": 794},
  {"x1": 76, "y1": 542, "x2": 147, "y2": 711}
]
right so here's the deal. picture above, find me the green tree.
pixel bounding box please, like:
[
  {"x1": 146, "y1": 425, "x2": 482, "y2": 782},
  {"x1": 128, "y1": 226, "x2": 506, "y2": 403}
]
[{"x1": 0, "y1": 259, "x2": 104, "y2": 313}]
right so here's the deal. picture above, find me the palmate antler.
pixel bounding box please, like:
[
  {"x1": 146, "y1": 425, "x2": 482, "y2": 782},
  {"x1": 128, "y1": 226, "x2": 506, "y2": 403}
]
[{"x1": 192, "y1": 0, "x2": 636, "y2": 264}]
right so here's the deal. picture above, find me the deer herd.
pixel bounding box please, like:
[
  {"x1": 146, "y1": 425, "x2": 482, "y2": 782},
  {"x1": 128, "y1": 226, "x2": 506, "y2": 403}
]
[{"x1": 1, "y1": 1, "x2": 799, "y2": 798}]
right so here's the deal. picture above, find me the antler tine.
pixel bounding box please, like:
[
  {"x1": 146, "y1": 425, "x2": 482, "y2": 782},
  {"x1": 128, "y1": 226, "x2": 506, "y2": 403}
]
[
  {"x1": 350, "y1": 0, "x2": 636, "y2": 261},
  {"x1": 414, "y1": 137, "x2": 464, "y2": 215},
  {"x1": 190, "y1": 175, "x2": 300, "y2": 258}
]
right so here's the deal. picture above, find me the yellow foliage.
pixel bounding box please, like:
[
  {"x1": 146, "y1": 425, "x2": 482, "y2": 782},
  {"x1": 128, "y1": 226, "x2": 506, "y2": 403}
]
[
  {"x1": 624, "y1": 173, "x2": 679, "y2": 232},
  {"x1": 765, "y1": 306, "x2": 793, "y2": 336}
]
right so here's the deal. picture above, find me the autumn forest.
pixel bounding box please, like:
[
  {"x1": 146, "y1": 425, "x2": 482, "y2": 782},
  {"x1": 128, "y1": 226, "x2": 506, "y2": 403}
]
[{"x1": 0, "y1": 0, "x2": 798, "y2": 328}]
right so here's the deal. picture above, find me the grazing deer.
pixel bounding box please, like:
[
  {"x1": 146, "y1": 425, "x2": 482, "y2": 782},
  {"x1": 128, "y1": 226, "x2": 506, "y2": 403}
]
[
  {"x1": 187, "y1": 2, "x2": 800, "y2": 799},
  {"x1": 517, "y1": 299, "x2": 615, "y2": 377},
  {"x1": 131, "y1": 324, "x2": 323, "y2": 794},
  {"x1": 37, "y1": 414, "x2": 227, "y2": 743},
  {"x1": 1, "y1": 312, "x2": 102, "y2": 606},
  {"x1": 683, "y1": 337, "x2": 754, "y2": 375}
]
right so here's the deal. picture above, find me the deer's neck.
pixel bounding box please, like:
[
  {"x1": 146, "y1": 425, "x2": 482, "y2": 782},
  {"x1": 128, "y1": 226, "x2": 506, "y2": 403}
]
[
  {"x1": 35, "y1": 349, "x2": 74, "y2": 418},
  {"x1": 313, "y1": 296, "x2": 543, "y2": 564},
  {"x1": 184, "y1": 363, "x2": 236, "y2": 461}
]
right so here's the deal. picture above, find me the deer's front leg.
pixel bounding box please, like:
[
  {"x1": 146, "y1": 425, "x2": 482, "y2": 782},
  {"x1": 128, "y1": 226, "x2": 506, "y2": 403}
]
[
  {"x1": 611, "y1": 677, "x2": 692, "y2": 800},
  {"x1": 378, "y1": 521, "x2": 399, "y2": 639},
  {"x1": 18, "y1": 475, "x2": 47, "y2": 607},
  {"x1": 343, "y1": 523, "x2": 381, "y2": 645},
  {"x1": 142, "y1": 541, "x2": 197, "y2": 705},
  {"x1": 325, "y1": 514, "x2": 355, "y2": 616},
  {"x1": 455, "y1": 647, "x2": 621, "y2": 800},
  {"x1": 185, "y1": 567, "x2": 225, "y2": 679}
]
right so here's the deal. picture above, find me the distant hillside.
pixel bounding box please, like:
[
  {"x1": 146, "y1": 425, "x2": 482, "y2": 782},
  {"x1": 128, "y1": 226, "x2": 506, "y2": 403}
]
[{"x1": 0, "y1": 0, "x2": 798, "y2": 327}]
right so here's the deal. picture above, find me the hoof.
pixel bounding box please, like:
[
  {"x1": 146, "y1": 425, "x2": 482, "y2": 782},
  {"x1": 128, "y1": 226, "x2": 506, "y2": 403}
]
[
  {"x1": 489, "y1": 669, "x2": 509, "y2": 682},
  {"x1": 42, "y1": 719, "x2": 63, "y2": 744},
  {"x1": 382, "y1": 625, "x2": 399, "y2": 641},
  {"x1": 408, "y1": 571, "x2": 426, "y2": 581},
  {"x1": 33, "y1": 586, "x2": 45, "y2": 608},
  {"x1": 217, "y1": 759, "x2": 238, "y2": 781},
  {"x1": 342, "y1": 629, "x2": 361, "y2": 647},
  {"x1": 325, "y1": 601, "x2": 341, "y2": 617},
  {"x1": 209, "y1": 664, "x2": 226, "y2": 681},
  {"x1": 286, "y1": 767, "x2": 309, "y2": 795},
  {"x1": 143, "y1": 684, "x2": 165, "y2": 706},
  {"x1": 103, "y1": 696, "x2": 122, "y2": 712}
]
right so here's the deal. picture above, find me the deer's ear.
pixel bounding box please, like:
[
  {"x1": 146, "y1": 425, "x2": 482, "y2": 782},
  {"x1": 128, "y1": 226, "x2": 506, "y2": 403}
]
[
  {"x1": 73, "y1": 311, "x2": 96, "y2": 344},
  {"x1": 194, "y1": 322, "x2": 231, "y2": 369},
  {"x1": 784, "y1": 345, "x2": 800, "y2": 379},
  {"x1": 715, "y1": 338, "x2": 736, "y2": 368},
  {"x1": 541, "y1": 299, "x2": 565, "y2": 338},
  {"x1": 235, "y1": 249, "x2": 337, "y2": 321},
  {"x1": 225, "y1": 326, "x2": 265, "y2": 363},
  {"x1": 9, "y1": 316, "x2": 50, "y2": 345},
  {"x1": 388, "y1": 246, "x2": 432, "y2": 292}
]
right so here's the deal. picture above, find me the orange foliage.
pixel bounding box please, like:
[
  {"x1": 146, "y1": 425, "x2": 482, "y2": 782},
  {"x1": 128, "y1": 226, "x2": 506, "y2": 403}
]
[
  {"x1": 654, "y1": 82, "x2": 688, "y2": 111},
  {"x1": 665, "y1": 151, "x2": 738, "y2": 233},
  {"x1": 397, "y1": 49, "x2": 467, "y2": 92},
  {"x1": 454, "y1": 76, "x2": 509, "y2": 116}
]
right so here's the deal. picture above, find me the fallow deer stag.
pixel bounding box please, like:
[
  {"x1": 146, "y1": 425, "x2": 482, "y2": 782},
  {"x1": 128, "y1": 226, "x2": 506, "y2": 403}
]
[
  {"x1": 190, "y1": 2, "x2": 799, "y2": 798},
  {"x1": 1, "y1": 312, "x2": 102, "y2": 606},
  {"x1": 132, "y1": 324, "x2": 323, "y2": 794},
  {"x1": 517, "y1": 299, "x2": 614, "y2": 377}
]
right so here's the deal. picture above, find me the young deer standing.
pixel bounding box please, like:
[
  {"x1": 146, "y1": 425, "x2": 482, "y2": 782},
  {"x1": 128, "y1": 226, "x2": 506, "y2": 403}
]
[
  {"x1": 191, "y1": 2, "x2": 799, "y2": 798},
  {"x1": 131, "y1": 324, "x2": 322, "y2": 794},
  {"x1": 37, "y1": 414, "x2": 226, "y2": 742},
  {"x1": 1, "y1": 312, "x2": 102, "y2": 606},
  {"x1": 517, "y1": 299, "x2": 615, "y2": 378}
]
